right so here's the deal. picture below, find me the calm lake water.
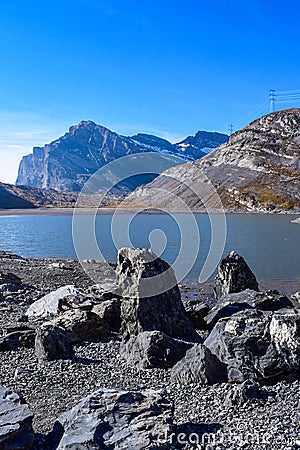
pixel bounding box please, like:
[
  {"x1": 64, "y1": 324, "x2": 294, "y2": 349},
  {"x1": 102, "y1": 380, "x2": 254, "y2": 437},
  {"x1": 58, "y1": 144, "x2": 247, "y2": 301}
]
[{"x1": 0, "y1": 213, "x2": 299, "y2": 282}]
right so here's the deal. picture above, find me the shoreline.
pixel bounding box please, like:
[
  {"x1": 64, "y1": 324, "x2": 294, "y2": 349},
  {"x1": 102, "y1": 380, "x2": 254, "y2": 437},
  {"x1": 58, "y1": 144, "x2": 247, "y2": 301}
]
[{"x1": 0, "y1": 207, "x2": 300, "y2": 216}]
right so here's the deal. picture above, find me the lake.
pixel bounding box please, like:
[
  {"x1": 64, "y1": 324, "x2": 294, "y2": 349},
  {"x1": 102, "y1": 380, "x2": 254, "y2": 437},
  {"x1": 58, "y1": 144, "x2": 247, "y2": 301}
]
[{"x1": 0, "y1": 212, "x2": 299, "y2": 283}]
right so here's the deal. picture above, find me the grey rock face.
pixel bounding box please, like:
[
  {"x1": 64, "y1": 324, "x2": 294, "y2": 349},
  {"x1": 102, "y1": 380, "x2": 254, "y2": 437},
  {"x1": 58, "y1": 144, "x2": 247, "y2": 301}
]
[
  {"x1": 117, "y1": 248, "x2": 199, "y2": 342},
  {"x1": 0, "y1": 386, "x2": 34, "y2": 449},
  {"x1": 170, "y1": 343, "x2": 228, "y2": 385},
  {"x1": 205, "y1": 310, "x2": 300, "y2": 382},
  {"x1": 205, "y1": 289, "x2": 293, "y2": 329},
  {"x1": 214, "y1": 251, "x2": 259, "y2": 300},
  {"x1": 50, "y1": 388, "x2": 174, "y2": 449},
  {"x1": 120, "y1": 331, "x2": 192, "y2": 369},
  {"x1": 35, "y1": 325, "x2": 78, "y2": 363}
]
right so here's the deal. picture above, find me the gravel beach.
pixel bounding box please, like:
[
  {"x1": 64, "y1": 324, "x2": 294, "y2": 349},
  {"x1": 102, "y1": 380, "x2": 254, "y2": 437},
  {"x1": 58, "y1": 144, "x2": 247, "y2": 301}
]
[{"x1": 0, "y1": 251, "x2": 299, "y2": 449}]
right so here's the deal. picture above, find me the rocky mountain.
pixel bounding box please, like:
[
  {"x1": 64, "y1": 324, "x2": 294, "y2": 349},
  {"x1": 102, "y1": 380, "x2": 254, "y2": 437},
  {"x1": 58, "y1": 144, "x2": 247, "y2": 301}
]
[
  {"x1": 0, "y1": 182, "x2": 125, "y2": 209},
  {"x1": 174, "y1": 130, "x2": 228, "y2": 159},
  {"x1": 16, "y1": 121, "x2": 228, "y2": 193},
  {"x1": 125, "y1": 109, "x2": 300, "y2": 213},
  {"x1": 0, "y1": 182, "x2": 77, "y2": 209}
]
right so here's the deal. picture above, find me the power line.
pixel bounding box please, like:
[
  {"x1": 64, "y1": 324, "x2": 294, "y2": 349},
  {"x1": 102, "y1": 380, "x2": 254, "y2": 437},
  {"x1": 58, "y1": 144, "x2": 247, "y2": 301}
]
[{"x1": 231, "y1": 88, "x2": 300, "y2": 132}]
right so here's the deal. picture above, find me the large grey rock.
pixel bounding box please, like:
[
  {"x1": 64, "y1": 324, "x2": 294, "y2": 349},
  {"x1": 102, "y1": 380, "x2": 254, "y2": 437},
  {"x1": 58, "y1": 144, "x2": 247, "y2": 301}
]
[
  {"x1": 50, "y1": 388, "x2": 174, "y2": 449},
  {"x1": 49, "y1": 309, "x2": 108, "y2": 340},
  {"x1": 26, "y1": 285, "x2": 87, "y2": 319},
  {"x1": 92, "y1": 298, "x2": 121, "y2": 332},
  {"x1": 35, "y1": 325, "x2": 78, "y2": 363},
  {"x1": 204, "y1": 309, "x2": 300, "y2": 382},
  {"x1": 170, "y1": 343, "x2": 228, "y2": 385},
  {"x1": 214, "y1": 251, "x2": 259, "y2": 300},
  {"x1": 0, "y1": 386, "x2": 34, "y2": 449},
  {"x1": 121, "y1": 331, "x2": 192, "y2": 369},
  {"x1": 205, "y1": 289, "x2": 294, "y2": 329},
  {"x1": 117, "y1": 248, "x2": 199, "y2": 342}
]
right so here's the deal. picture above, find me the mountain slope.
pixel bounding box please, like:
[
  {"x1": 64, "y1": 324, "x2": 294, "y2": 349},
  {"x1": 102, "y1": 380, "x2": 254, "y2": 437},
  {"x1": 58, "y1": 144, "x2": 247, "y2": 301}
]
[
  {"x1": 0, "y1": 183, "x2": 78, "y2": 209},
  {"x1": 125, "y1": 109, "x2": 300, "y2": 213},
  {"x1": 16, "y1": 121, "x2": 228, "y2": 193}
]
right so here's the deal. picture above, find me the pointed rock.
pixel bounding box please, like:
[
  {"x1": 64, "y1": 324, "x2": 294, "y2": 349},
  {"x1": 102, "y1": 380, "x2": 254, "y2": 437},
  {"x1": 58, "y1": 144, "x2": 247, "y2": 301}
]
[
  {"x1": 214, "y1": 251, "x2": 259, "y2": 300},
  {"x1": 117, "y1": 247, "x2": 200, "y2": 342}
]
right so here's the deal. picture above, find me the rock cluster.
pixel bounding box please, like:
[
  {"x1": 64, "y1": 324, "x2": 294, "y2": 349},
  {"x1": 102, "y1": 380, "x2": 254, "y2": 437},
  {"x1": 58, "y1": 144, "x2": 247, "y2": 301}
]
[{"x1": 0, "y1": 248, "x2": 299, "y2": 448}]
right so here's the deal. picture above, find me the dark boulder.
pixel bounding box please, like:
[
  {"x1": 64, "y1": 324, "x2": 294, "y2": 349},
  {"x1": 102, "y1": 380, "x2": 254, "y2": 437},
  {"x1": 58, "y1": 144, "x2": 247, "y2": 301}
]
[
  {"x1": 49, "y1": 309, "x2": 108, "y2": 340},
  {"x1": 214, "y1": 251, "x2": 259, "y2": 300},
  {"x1": 0, "y1": 386, "x2": 34, "y2": 449},
  {"x1": 0, "y1": 329, "x2": 35, "y2": 351},
  {"x1": 170, "y1": 343, "x2": 228, "y2": 385},
  {"x1": 117, "y1": 248, "x2": 199, "y2": 342},
  {"x1": 0, "y1": 272, "x2": 22, "y2": 286},
  {"x1": 120, "y1": 331, "x2": 193, "y2": 369},
  {"x1": 204, "y1": 309, "x2": 300, "y2": 382},
  {"x1": 50, "y1": 388, "x2": 174, "y2": 449},
  {"x1": 35, "y1": 325, "x2": 78, "y2": 363}
]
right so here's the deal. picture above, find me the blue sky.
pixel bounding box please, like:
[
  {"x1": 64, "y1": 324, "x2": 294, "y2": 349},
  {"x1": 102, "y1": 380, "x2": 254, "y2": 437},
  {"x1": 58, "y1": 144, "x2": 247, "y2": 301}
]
[{"x1": 1, "y1": 0, "x2": 300, "y2": 183}]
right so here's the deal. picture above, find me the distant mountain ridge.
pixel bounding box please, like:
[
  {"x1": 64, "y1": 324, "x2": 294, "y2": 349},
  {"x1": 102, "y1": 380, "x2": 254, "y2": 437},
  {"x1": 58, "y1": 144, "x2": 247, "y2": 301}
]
[
  {"x1": 16, "y1": 121, "x2": 228, "y2": 192},
  {"x1": 125, "y1": 109, "x2": 300, "y2": 213},
  {"x1": 0, "y1": 183, "x2": 77, "y2": 209}
]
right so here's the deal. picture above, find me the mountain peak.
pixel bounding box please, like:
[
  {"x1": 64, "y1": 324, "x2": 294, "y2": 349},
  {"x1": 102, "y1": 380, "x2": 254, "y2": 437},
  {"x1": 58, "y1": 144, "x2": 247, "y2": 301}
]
[
  {"x1": 68, "y1": 120, "x2": 109, "y2": 134},
  {"x1": 16, "y1": 123, "x2": 226, "y2": 192}
]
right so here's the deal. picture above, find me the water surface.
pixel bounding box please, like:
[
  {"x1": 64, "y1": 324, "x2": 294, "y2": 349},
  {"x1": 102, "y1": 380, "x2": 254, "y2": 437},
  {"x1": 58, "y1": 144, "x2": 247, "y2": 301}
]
[{"x1": 0, "y1": 213, "x2": 299, "y2": 282}]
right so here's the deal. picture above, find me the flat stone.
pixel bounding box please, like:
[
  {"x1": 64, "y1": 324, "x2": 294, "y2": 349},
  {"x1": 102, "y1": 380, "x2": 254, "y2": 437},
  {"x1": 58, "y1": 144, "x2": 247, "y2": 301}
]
[
  {"x1": 0, "y1": 386, "x2": 34, "y2": 449},
  {"x1": 50, "y1": 388, "x2": 174, "y2": 449}
]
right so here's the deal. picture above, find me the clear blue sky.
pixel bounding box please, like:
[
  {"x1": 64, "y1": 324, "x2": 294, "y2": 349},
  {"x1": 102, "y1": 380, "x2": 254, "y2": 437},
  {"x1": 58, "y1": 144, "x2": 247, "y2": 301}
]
[{"x1": 1, "y1": 0, "x2": 300, "y2": 183}]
